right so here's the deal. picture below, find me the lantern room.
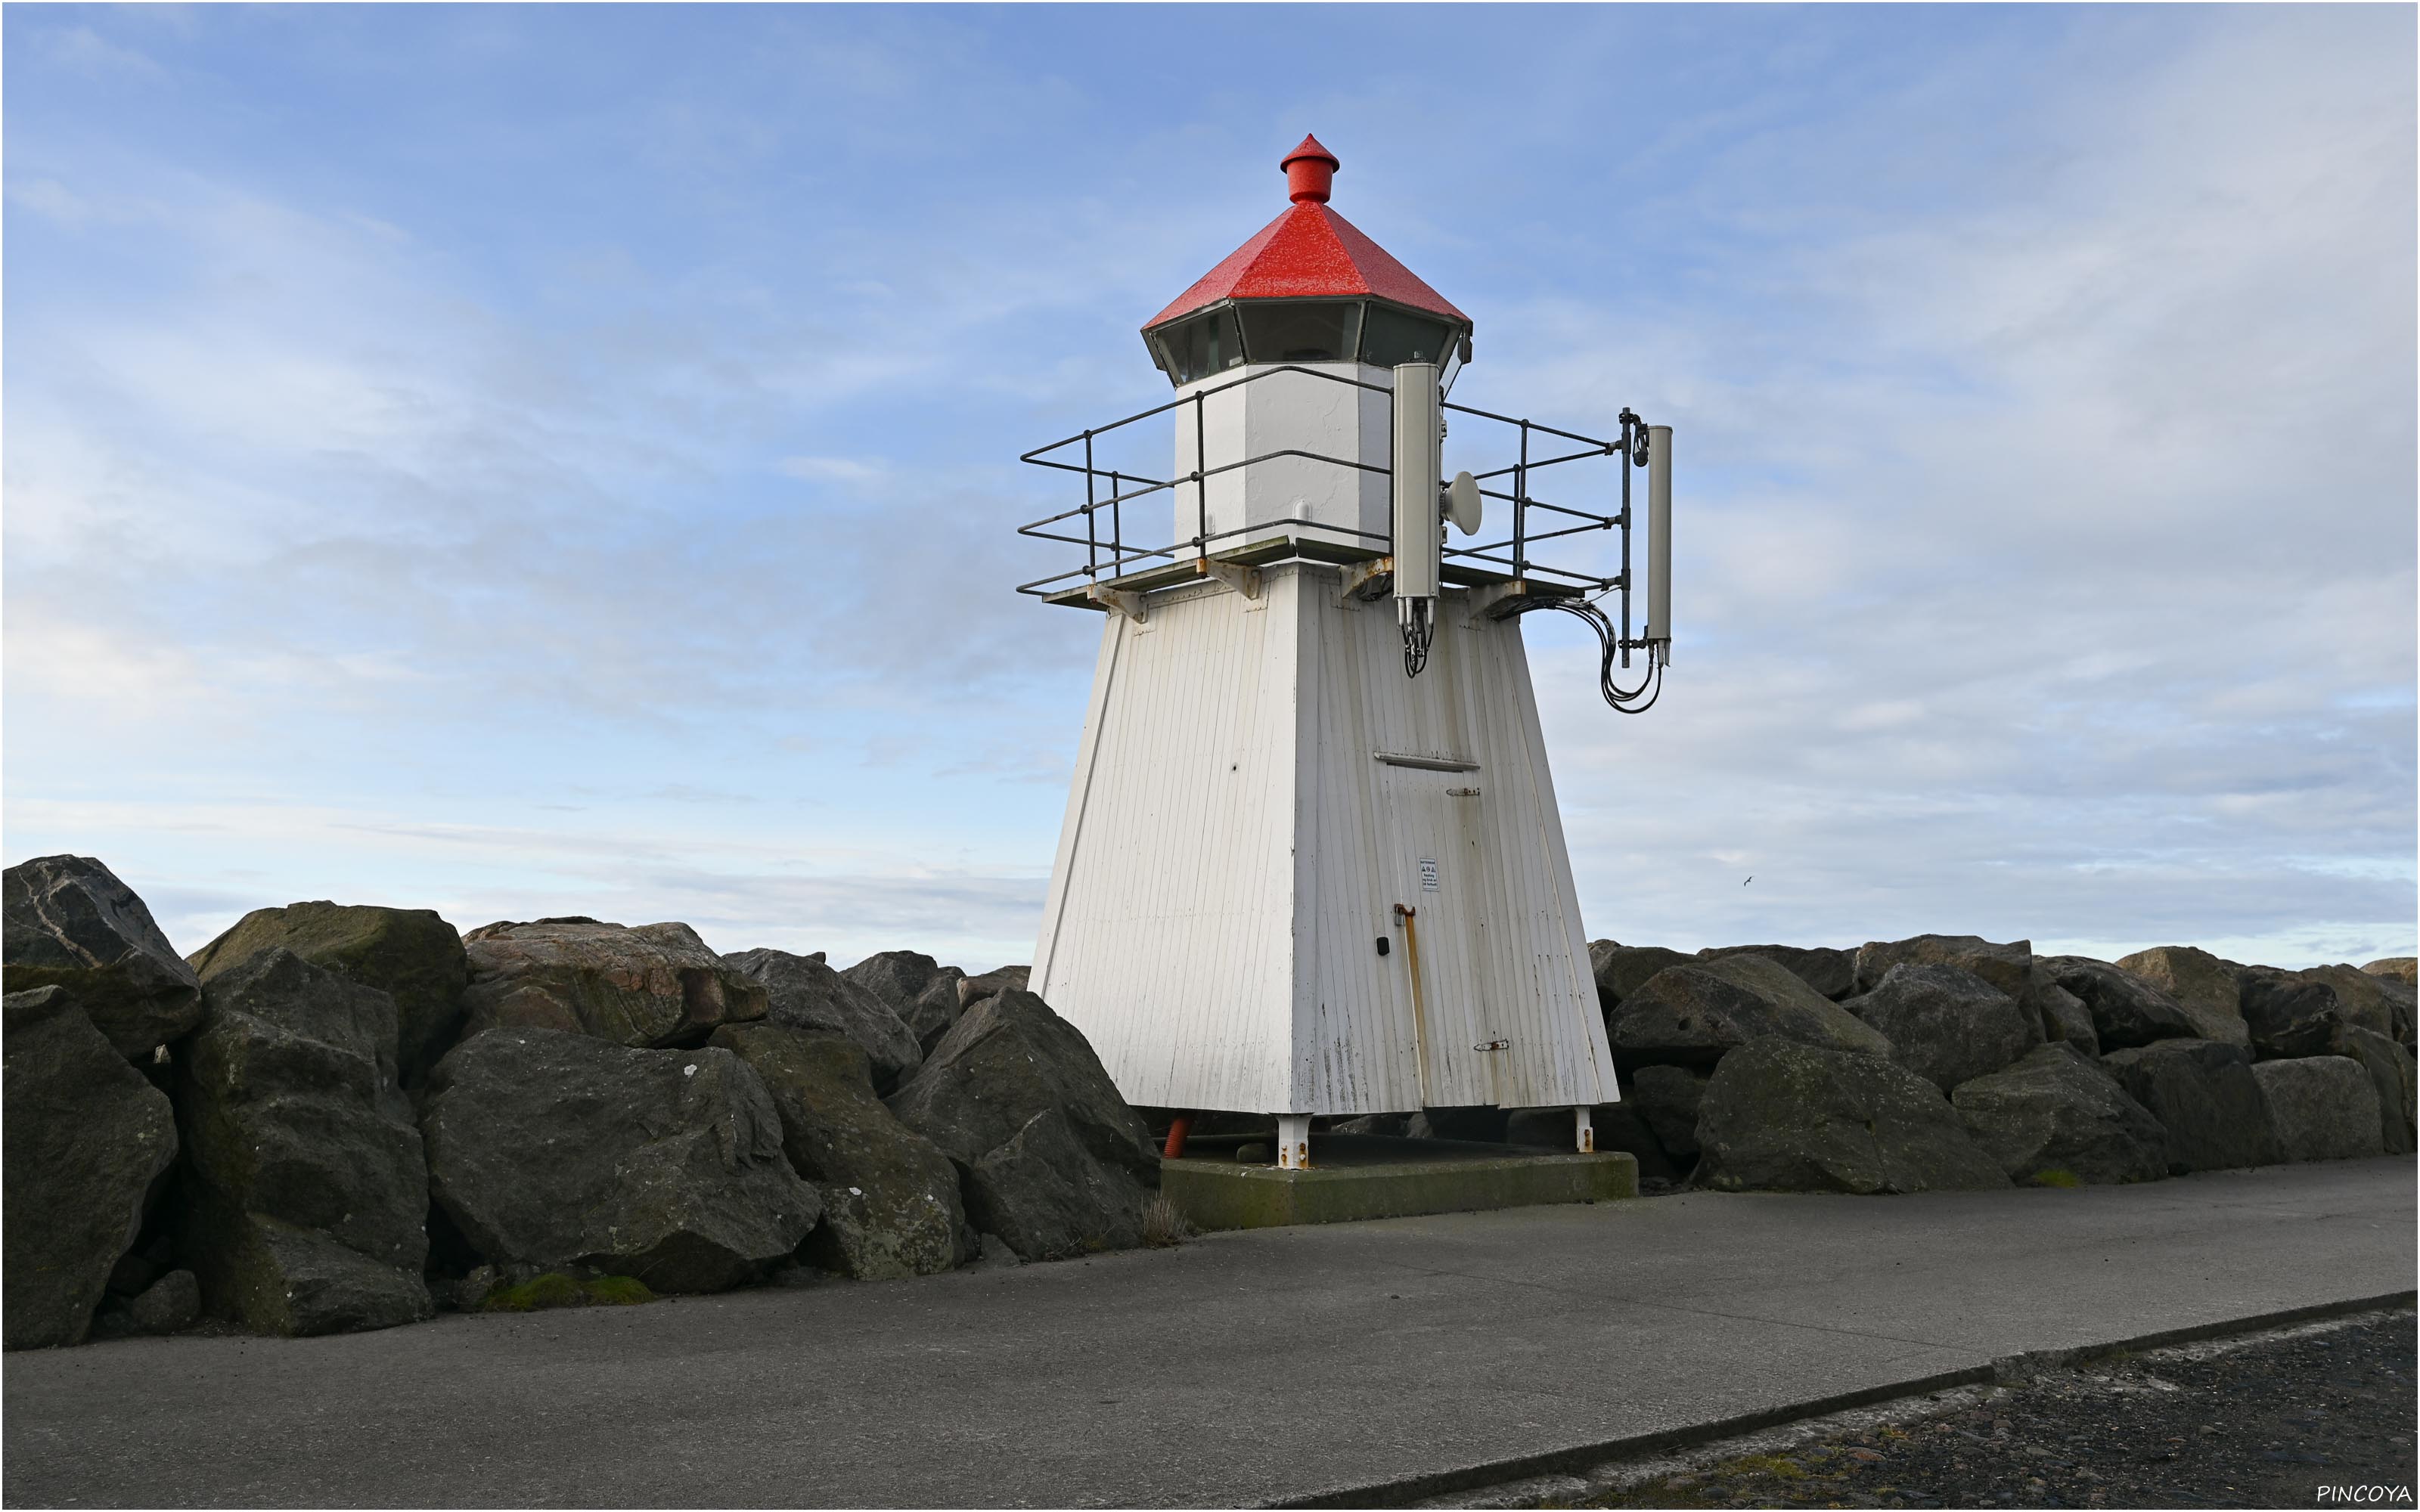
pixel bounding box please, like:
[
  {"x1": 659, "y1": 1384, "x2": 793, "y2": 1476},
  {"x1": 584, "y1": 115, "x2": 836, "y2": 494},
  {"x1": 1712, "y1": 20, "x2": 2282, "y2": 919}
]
[{"x1": 1145, "y1": 136, "x2": 1473, "y2": 558}]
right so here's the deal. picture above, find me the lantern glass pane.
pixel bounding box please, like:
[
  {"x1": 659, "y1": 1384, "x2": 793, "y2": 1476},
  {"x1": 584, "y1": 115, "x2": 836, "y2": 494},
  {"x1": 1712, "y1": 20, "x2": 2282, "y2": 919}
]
[
  {"x1": 1236, "y1": 301, "x2": 1361, "y2": 364},
  {"x1": 1439, "y1": 338, "x2": 1466, "y2": 394},
  {"x1": 1156, "y1": 308, "x2": 1247, "y2": 385},
  {"x1": 1361, "y1": 305, "x2": 1450, "y2": 368}
]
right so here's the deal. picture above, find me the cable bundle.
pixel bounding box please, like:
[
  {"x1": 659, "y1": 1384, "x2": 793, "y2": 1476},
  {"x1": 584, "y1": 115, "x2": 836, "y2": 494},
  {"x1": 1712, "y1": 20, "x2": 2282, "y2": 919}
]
[
  {"x1": 1520, "y1": 599, "x2": 1662, "y2": 714},
  {"x1": 1398, "y1": 597, "x2": 1435, "y2": 678}
]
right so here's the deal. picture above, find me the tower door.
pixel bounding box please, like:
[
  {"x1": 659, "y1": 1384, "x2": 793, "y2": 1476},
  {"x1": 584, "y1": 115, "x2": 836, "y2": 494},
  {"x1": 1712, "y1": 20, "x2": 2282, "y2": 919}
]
[{"x1": 1376, "y1": 761, "x2": 1501, "y2": 1109}]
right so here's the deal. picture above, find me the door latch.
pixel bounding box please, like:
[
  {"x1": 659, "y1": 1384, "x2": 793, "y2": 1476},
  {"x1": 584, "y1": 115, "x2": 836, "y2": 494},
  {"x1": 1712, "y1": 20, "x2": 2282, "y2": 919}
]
[{"x1": 1473, "y1": 1038, "x2": 1509, "y2": 1052}]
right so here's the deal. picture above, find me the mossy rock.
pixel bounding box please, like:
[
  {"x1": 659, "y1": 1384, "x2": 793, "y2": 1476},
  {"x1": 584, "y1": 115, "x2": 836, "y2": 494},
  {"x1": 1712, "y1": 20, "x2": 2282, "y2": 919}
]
[
  {"x1": 2028, "y1": 1167, "x2": 2083, "y2": 1188},
  {"x1": 188, "y1": 901, "x2": 468, "y2": 1086},
  {"x1": 480, "y1": 1272, "x2": 655, "y2": 1312},
  {"x1": 706, "y1": 1023, "x2": 971, "y2": 1279}
]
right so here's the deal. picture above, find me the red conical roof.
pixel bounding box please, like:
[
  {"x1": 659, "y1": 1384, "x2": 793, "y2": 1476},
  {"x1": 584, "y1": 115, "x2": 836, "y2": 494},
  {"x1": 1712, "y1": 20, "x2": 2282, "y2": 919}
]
[{"x1": 1143, "y1": 138, "x2": 1467, "y2": 332}]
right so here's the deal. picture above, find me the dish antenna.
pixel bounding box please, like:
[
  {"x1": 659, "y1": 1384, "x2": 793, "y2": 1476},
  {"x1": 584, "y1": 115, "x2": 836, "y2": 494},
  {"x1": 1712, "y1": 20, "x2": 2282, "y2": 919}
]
[{"x1": 1443, "y1": 471, "x2": 1482, "y2": 535}]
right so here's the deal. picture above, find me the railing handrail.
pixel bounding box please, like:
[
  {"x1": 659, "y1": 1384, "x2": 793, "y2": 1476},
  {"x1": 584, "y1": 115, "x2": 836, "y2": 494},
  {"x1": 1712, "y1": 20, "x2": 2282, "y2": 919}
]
[{"x1": 1016, "y1": 364, "x2": 1640, "y2": 632}]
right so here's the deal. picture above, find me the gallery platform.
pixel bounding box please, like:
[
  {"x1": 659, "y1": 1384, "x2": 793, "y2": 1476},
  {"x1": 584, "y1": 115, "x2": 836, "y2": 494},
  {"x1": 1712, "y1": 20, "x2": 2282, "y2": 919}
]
[{"x1": 1160, "y1": 1133, "x2": 1637, "y2": 1232}]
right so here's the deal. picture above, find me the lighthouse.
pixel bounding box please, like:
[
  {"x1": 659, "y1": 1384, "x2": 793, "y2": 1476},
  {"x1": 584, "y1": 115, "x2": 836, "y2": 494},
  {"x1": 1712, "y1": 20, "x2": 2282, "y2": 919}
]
[{"x1": 1019, "y1": 136, "x2": 1673, "y2": 1170}]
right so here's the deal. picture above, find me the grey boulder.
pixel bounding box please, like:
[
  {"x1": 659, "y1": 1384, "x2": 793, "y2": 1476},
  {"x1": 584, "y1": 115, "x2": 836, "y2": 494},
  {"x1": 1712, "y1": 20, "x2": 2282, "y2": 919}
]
[
  {"x1": 1609, "y1": 954, "x2": 1891, "y2": 1069},
  {"x1": 1695, "y1": 1038, "x2": 2009, "y2": 1194},
  {"x1": 1626, "y1": 1064, "x2": 1710, "y2": 1159},
  {"x1": 2301, "y1": 965, "x2": 2400, "y2": 1040},
  {"x1": 424, "y1": 1028, "x2": 818, "y2": 1292},
  {"x1": 2377, "y1": 978, "x2": 2417, "y2": 1047},
  {"x1": 723, "y1": 948, "x2": 921, "y2": 1094},
  {"x1": 2113, "y1": 947, "x2": 2250, "y2": 1047},
  {"x1": 2331, "y1": 1024, "x2": 2415, "y2": 1154},
  {"x1": 1854, "y1": 934, "x2": 2031, "y2": 999},
  {"x1": 90, "y1": 1269, "x2": 200, "y2": 1340},
  {"x1": 3, "y1": 987, "x2": 178, "y2": 1349},
  {"x1": 2038, "y1": 956, "x2": 2201, "y2": 1052},
  {"x1": 886, "y1": 988, "x2": 1158, "y2": 1261},
  {"x1": 1698, "y1": 944, "x2": 1856, "y2": 1000},
  {"x1": 187, "y1": 901, "x2": 469, "y2": 1087},
  {"x1": 1588, "y1": 941, "x2": 1694, "y2": 1010},
  {"x1": 2235, "y1": 966, "x2": 2384, "y2": 1060},
  {"x1": 708, "y1": 1023, "x2": 971, "y2": 1279},
  {"x1": 842, "y1": 950, "x2": 967, "y2": 1055},
  {"x1": 3, "y1": 855, "x2": 202, "y2": 1058},
  {"x1": 174, "y1": 949, "x2": 430, "y2": 1336},
  {"x1": 460, "y1": 917, "x2": 768, "y2": 1049},
  {"x1": 1950, "y1": 1043, "x2": 2169, "y2": 1185},
  {"x1": 2251, "y1": 1056, "x2": 2383, "y2": 1163},
  {"x1": 957, "y1": 965, "x2": 1031, "y2": 1008},
  {"x1": 1590, "y1": 1102, "x2": 1682, "y2": 1181},
  {"x1": 1842, "y1": 963, "x2": 2042, "y2": 1095},
  {"x1": 2025, "y1": 970, "x2": 2101, "y2": 1056},
  {"x1": 2100, "y1": 1039, "x2": 2283, "y2": 1173}
]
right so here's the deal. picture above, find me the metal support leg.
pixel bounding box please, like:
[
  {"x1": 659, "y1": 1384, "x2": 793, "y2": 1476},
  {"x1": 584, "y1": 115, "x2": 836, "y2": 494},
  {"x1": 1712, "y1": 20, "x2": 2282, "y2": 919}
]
[
  {"x1": 1277, "y1": 1114, "x2": 1312, "y2": 1170},
  {"x1": 1575, "y1": 1105, "x2": 1595, "y2": 1154}
]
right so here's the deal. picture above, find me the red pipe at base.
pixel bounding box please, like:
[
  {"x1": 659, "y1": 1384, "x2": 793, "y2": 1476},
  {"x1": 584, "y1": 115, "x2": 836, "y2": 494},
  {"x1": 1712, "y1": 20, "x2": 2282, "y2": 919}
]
[{"x1": 1162, "y1": 1114, "x2": 1193, "y2": 1160}]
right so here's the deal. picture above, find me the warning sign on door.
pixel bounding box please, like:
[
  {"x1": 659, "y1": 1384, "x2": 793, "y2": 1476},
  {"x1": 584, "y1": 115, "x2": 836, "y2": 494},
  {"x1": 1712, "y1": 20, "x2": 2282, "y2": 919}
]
[{"x1": 1419, "y1": 857, "x2": 1439, "y2": 891}]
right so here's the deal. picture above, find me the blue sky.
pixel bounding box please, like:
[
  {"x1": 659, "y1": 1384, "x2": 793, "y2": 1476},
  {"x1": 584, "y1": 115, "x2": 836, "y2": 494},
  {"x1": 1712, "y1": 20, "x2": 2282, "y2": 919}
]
[{"x1": 6, "y1": 4, "x2": 2413, "y2": 972}]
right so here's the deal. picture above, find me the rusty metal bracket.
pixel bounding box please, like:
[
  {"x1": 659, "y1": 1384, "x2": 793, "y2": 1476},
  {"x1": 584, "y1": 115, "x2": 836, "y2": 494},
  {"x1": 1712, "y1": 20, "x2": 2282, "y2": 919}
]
[
  {"x1": 1338, "y1": 556, "x2": 1394, "y2": 604},
  {"x1": 1088, "y1": 584, "x2": 1148, "y2": 625},
  {"x1": 1196, "y1": 557, "x2": 1262, "y2": 601},
  {"x1": 1466, "y1": 578, "x2": 1534, "y2": 621}
]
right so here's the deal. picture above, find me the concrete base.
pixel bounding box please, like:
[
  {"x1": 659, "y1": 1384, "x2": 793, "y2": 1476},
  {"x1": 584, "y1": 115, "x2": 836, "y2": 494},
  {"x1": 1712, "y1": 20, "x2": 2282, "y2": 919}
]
[{"x1": 1163, "y1": 1133, "x2": 1637, "y2": 1231}]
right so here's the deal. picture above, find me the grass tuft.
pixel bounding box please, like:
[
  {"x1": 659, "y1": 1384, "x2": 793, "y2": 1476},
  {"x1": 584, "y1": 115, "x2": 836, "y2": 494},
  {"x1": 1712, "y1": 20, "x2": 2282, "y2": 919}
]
[
  {"x1": 1727, "y1": 1454, "x2": 1807, "y2": 1481},
  {"x1": 1140, "y1": 1192, "x2": 1197, "y2": 1247},
  {"x1": 582, "y1": 1275, "x2": 656, "y2": 1306},
  {"x1": 2029, "y1": 1167, "x2": 2084, "y2": 1188},
  {"x1": 482, "y1": 1272, "x2": 657, "y2": 1312}
]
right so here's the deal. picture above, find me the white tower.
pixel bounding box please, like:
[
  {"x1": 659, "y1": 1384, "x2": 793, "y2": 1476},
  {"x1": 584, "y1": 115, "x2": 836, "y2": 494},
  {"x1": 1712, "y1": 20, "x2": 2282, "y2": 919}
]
[{"x1": 1019, "y1": 138, "x2": 1672, "y2": 1168}]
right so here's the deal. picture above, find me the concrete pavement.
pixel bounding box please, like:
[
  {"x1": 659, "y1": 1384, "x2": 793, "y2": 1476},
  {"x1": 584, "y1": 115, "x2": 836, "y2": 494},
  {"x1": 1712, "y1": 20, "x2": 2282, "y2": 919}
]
[{"x1": 6, "y1": 1157, "x2": 2412, "y2": 1508}]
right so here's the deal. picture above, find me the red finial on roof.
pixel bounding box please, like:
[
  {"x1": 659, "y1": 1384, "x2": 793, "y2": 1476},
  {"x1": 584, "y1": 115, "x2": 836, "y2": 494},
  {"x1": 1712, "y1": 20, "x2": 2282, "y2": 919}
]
[
  {"x1": 1281, "y1": 134, "x2": 1340, "y2": 204},
  {"x1": 1141, "y1": 135, "x2": 1466, "y2": 333}
]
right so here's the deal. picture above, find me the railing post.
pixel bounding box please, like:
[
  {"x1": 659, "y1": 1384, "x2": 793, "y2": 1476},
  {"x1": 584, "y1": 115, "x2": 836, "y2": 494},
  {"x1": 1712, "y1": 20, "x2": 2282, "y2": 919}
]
[
  {"x1": 1083, "y1": 429, "x2": 1097, "y2": 582},
  {"x1": 1514, "y1": 420, "x2": 1530, "y2": 578},
  {"x1": 1109, "y1": 471, "x2": 1123, "y2": 571},
  {"x1": 1194, "y1": 392, "x2": 1208, "y2": 559}
]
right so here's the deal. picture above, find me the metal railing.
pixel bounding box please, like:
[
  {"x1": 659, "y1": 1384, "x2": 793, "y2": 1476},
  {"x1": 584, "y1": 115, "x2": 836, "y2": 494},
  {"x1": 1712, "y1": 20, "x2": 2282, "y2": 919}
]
[{"x1": 1016, "y1": 364, "x2": 1646, "y2": 646}]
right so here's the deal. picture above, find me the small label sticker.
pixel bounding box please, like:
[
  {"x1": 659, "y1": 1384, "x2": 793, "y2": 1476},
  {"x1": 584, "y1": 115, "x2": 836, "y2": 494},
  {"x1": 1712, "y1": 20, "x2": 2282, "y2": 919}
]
[{"x1": 1419, "y1": 857, "x2": 1439, "y2": 891}]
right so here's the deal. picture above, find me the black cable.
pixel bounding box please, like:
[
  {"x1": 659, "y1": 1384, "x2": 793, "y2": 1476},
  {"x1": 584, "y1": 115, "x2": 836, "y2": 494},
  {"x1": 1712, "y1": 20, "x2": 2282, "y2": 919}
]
[
  {"x1": 1400, "y1": 599, "x2": 1435, "y2": 678},
  {"x1": 1519, "y1": 598, "x2": 1663, "y2": 713}
]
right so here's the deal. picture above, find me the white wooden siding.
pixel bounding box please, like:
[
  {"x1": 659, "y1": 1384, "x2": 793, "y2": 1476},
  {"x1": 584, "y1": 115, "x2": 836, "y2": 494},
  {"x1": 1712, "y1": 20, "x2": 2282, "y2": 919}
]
[
  {"x1": 1032, "y1": 578, "x2": 1298, "y2": 1113},
  {"x1": 1035, "y1": 563, "x2": 1618, "y2": 1116}
]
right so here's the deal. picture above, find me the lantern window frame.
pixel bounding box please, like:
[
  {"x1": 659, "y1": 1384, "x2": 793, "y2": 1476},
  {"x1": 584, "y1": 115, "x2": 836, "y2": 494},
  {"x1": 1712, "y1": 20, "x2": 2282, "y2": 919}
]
[{"x1": 1145, "y1": 296, "x2": 1472, "y2": 392}]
